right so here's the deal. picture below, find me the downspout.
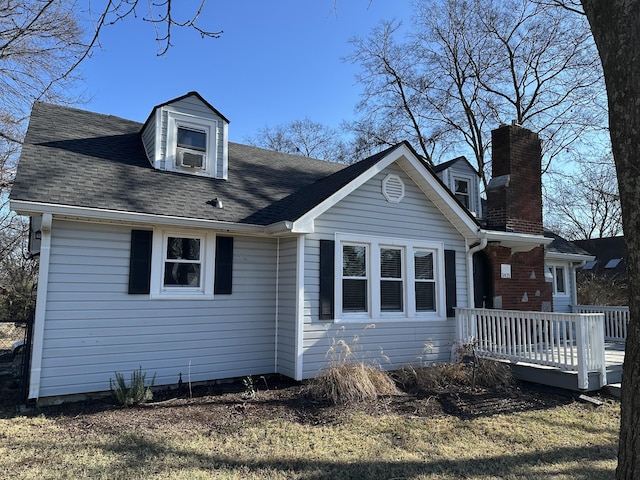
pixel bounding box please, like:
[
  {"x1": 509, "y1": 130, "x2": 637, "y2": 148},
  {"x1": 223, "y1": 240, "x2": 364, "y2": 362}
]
[
  {"x1": 570, "y1": 260, "x2": 587, "y2": 309},
  {"x1": 29, "y1": 213, "x2": 52, "y2": 401},
  {"x1": 467, "y1": 232, "x2": 488, "y2": 309},
  {"x1": 274, "y1": 238, "x2": 280, "y2": 373}
]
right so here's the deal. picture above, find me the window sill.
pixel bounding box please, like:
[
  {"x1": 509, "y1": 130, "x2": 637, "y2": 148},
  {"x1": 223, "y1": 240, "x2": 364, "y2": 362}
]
[
  {"x1": 334, "y1": 314, "x2": 446, "y2": 324},
  {"x1": 150, "y1": 293, "x2": 214, "y2": 301}
]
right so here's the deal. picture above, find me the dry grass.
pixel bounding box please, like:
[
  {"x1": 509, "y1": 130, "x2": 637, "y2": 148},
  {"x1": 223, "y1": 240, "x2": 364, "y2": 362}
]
[
  {"x1": 396, "y1": 357, "x2": 513, "y2": 392},
  {"x1": 0, "y1": 394, "x2": 620, "y2": 479},
  {"x1": 305, "y1": 362, "x2": 399, "y2": 405}
]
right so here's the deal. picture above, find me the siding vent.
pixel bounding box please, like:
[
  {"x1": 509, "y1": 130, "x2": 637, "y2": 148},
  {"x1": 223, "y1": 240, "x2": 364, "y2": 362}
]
[{"x1": 382, "y1": 174, "x2": 405, "y2": 203}]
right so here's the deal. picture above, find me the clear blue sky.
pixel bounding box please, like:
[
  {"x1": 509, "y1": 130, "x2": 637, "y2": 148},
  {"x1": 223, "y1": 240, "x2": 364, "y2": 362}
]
[{"x1": 78, "y1": 1, "x2": 413, "y2": 143}]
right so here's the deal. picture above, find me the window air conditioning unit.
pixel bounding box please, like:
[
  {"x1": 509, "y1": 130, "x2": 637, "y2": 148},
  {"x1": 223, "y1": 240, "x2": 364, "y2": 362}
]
[{"x1": 177, "y1": 149, "x2": 205, "y2": 169}]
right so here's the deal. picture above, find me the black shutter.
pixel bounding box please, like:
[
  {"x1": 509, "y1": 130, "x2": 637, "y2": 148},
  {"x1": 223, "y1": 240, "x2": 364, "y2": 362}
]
[
  {"x1": 214, "y1": 236, "x2": 233, "y2": 294},
  {"x1": 128, "y1": 230, "x2": 153, "y2": 294},
  {"x1": 444, "y1": 249, "x2": 457, "y2": 318},
  {"x1": 319, "y1": 239, "x2": 335, "y2": 320}
]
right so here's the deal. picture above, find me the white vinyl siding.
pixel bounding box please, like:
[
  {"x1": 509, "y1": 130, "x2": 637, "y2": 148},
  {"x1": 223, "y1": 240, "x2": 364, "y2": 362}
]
[
  {"x1": 39, "y1": 220, "x2": 278, "y2": 398},
  {"x1": 302, "y1": 164, "x2": 469, "y2": 378}
]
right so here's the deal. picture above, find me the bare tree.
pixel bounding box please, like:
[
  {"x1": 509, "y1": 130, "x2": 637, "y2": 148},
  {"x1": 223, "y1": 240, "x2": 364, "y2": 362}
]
[
  {"x1": 348, "y1": 0, "x2": 606, "y2": 189},
  {"x1": 544, "y1": 153, "x2": 622, "y2": 240},
  {"x1": 0, "y1": 1, "x2": 221, "y2": 322},
  {"x1": 579, "y1": 2, "x2": 640, "y2": 477},
  {"x1": 246, "y1": 118, "x2": 354, "y2": 163}
]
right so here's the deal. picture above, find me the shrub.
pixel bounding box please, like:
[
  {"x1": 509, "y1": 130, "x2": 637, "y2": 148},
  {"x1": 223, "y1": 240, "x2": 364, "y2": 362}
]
[
  {"x1": 305, "y1": 333, "x2": 399, "y2": 405},
  {"x1": 306, "y1": 362, "x2": 399, "y2": 405},
  {"x1": 396, "y1": 347, "x2": 513, "y2": 392},
  {"x1": 110, "y1": 367, "x2": 156, "y2": 406}
]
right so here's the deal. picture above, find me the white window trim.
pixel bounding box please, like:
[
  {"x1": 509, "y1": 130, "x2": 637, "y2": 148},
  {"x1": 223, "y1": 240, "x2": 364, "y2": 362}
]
[
  {"x1": 165, "y1": 111, "x2": 218, "y2": 178},
  {"x1": 334, "y1": 233, "x2": 446, "y2": 322},
  {"x1": 546, "y1": 263, "x2": 569, "y2": 297},
  {"x1": 452, "y1": 174, "x2": 474, "y2": 213},
  {"x1": 150, "y1": 228, "x2": 215, "y2": 299}
]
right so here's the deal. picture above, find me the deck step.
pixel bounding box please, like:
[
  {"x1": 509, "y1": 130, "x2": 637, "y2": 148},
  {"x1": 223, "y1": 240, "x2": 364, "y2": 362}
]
[{"x1": 604, "y1": 383, "x2": 621, "y2": 398}]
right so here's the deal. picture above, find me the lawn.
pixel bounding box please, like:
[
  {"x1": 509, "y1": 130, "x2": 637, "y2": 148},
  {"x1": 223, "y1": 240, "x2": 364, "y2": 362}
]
[{"x1": 0, "y1": 375, "x2": 620, "y2": 480}]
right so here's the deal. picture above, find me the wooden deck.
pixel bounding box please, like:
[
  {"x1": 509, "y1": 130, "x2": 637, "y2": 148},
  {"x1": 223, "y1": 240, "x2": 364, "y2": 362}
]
[
  {"x1": 509, "y1": 342, "x2": 624, "y2": 392},
  {"x1": 456, "y1": 306, "x2": 628, "y2": 392}
]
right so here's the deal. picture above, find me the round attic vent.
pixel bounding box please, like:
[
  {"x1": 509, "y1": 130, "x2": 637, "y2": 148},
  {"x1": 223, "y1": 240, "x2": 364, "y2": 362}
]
[{"x1": 382, "y1": 174, "x2": 405, "y2": 203}]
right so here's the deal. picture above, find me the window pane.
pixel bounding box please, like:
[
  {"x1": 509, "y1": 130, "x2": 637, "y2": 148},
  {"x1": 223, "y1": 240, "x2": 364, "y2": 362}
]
[
  {"x1": 381, "y1": 280, "x2": 403, "y2": 311},
  {"x1": 414, "y1": 251, "x2": 434, "y2": 279},
  {"x1": 343, "y1": 279, "x2": 367, "y2": 311},
  {"x1": 454, "y1": 179, "x2": 468, "y2": 194},
  {"x1": 164, "y1": 262, "x2": 201, "y2": 287},
  {"x1": 416, "y1": 282, "x2": 436, "y2": 311},
  {"x1": 555, "y1": 267, "x2": 566, "y2": 293},
  {"x1": 167, "y1": 237, "x2": 200, "y2": 260},
  {"x1": 343, "y1": 245, "x2": 366, "y2": 277},
  {"x1": 381, "y1": 248, "x2": 402, "y2": 278},
  {"x1": 177, "y1": 127, "x2": 206, "y2": 151}
]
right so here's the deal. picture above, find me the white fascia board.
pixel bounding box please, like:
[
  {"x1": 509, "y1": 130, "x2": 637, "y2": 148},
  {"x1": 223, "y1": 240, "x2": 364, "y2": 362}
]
[
  {"x1": 290, "y1": 147, "x2": 405, "y2": 232},
  {"x1": 483, "y1": 230, "x2": 553, "y2": 253},
  {"x1": 396, "y1": 155, "x2": 480, "y2": 238},
  {"x1": 11, "y1": 200, "x2": 266, "y2": 234}
]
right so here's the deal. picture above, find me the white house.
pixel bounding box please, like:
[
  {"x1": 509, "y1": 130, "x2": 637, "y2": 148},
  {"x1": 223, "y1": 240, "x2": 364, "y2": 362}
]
[{"x1": 10, "y1": 92, "x2": 591, "y2": 401}]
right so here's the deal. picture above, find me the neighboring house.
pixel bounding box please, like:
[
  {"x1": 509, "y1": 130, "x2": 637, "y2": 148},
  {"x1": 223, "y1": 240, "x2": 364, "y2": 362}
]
[
  {"x1": 10, "y1": 92, "x2": 590, "y2": 401},
  {"x1": 574, "y1": 236, "x2": 627, "y2": 281}
]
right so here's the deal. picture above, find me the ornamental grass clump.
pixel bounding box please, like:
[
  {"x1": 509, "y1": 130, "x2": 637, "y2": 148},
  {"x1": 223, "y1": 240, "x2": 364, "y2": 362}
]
[
  {"x1": 110, "y1": 367, "x2": 156, "y2": 406},
  {"x1": 305, "y1": 334, "x2": 399, "y2": 405}
]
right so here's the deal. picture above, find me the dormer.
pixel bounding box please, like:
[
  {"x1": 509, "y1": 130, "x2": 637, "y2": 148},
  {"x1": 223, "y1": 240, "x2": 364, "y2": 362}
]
[
  {"x1": 433, "y1": 156, "x2": 482, "y2": 218},
  {"x1": 140, "y1": 92, "x2": 230, "y2": 179}
]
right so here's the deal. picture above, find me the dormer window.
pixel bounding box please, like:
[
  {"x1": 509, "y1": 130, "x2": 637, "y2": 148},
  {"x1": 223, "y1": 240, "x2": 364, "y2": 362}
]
[
  {"x1": 176, "y1": 126, "x2": 207, "y2": 169},
  {"x1": 141, "y1": 92, "x2": 230, "y2": 179},
  {"x1": 164, "y1": 111, "x2": 220, "y2": 178},
  {"x1": 454, "y1": 178, "x2": 470, "y2": 209}
]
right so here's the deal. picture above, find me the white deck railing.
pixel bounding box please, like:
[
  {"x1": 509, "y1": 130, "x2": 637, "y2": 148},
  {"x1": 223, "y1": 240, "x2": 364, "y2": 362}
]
[
  {"x1": 456, "y1": 308, "x2": 607, "y2": 390},
  {"x1": 572, "y1": 305, "x2": 629, "y2": 342}
]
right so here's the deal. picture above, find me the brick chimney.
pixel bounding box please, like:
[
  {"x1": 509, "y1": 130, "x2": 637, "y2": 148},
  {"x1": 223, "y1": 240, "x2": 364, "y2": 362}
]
[
  {"x1": 486, "y1": 124, "x2": 543, "y2": 235},
  {"x1": 483, "y1": 124, "x2": 552, "y2": 311}
]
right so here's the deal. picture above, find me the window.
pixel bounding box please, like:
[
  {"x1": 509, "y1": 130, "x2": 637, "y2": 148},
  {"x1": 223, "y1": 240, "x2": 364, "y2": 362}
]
[
  {"x1": 454, "y1": 178, "x2": 470, "y2": 209},
  {"x1": 605, "y1": 258, "x2": 622, "y2": 269},
  {"x1": 342, "y1": 244, "x2": 368, "y2": 312},
  {"x1": 335, "y1": 234, "x2": 447, "y2": 320},
  {"x1": 148, "y1": 229, "x2": 224, "y2": 299},
  {"x1": 380, "y1": 248, "x2": 403, "y2": 311},
  {"x1": 163, "y1": 236, "x2": 202, "y2": 288},
  {"x1": 166, "y1": 111, "x2": 218, "y2": 177},
  {"x1": 583, "y1": 260, "x2": 597, "y2": 270},
  {"x1": 546, "y1": 264, "x2": 568, "y2": 295},
  {"x1": 177, "y1": 127, "x2": 206, "y2": 152},
  {"x1": 414, "y1": 250, "x2": 436, "y2": 311}
]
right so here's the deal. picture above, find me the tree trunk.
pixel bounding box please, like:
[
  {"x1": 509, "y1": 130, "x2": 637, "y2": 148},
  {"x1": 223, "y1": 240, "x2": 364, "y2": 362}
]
[{"x1": 580, "y1": 1, "x2": 640, "y2": 478}]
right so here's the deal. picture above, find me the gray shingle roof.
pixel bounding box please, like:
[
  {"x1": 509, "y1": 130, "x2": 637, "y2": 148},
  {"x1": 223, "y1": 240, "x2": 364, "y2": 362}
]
[
  {"x1": 11, "y1": 102, "x2": 362, "y2": 225},
  {"x1": 544, "y1": 230, "x2": 592, "y2": 257}
]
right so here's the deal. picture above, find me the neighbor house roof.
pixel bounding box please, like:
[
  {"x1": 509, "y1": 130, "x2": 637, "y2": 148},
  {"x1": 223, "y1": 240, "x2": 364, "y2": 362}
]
[
  {"x1": 573, "y1": 236, "x2": 627, "y2": 279},
  {"x1": 545, "y1": 230, "x2": 593, "y2": 261}
]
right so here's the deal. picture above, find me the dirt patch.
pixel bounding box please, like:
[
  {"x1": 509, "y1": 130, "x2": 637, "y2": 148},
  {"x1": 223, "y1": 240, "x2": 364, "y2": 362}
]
[{"x1": 20, "y1": 375, "x2": 588, "y2": 436}]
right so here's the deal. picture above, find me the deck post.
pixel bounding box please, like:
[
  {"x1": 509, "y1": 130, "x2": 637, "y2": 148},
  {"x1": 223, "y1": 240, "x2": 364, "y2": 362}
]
[{"x1": 575, "y1": 314, "x2": 589, "y2": 390}]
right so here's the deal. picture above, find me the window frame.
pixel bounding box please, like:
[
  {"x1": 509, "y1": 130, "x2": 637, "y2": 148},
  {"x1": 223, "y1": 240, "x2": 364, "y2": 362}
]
[
  {"x1": 546, "y1": 264, "x2": 569, "y2": 296},
  {"x1": 166, "y1": 112, "x2": 218, "y2": 177},
  {"x1": 150, "y1": 228, "x2": 216, "y2": 299},
  {"x1": 334, "y1": 233, "x2": 446, "y2": 322},
  {"x1": 452, "y1": 174, "x2": 475, "y2": 213}
]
